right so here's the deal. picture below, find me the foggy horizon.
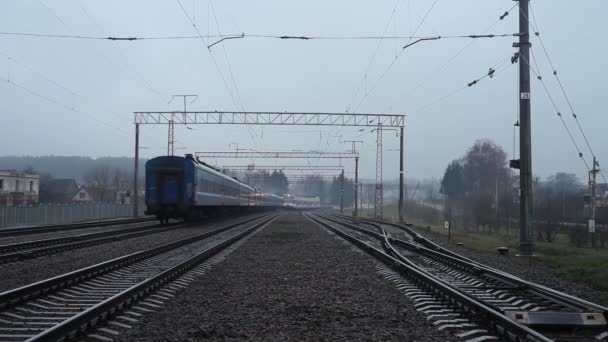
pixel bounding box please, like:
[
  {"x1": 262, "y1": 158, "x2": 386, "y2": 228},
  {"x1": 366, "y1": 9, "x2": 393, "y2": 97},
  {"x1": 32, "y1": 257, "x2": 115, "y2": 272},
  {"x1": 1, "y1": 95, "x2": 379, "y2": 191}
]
[{"x1": 1, "y1": 1, "x2": 606, "y2": 181}]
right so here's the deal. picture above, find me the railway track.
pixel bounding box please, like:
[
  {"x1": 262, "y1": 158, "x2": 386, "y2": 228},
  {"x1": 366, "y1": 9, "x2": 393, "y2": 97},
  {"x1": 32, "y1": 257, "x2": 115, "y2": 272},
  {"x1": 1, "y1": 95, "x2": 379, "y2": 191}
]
[
  {"x1": 0, "y1": 212, "x2": 278, "y2": 342},
  {"x1": 0, "y1": 218, "x2": 155, "y2": 238},
  {"x1": 309, "y1": 213, "x2": 608, "y2": 342},
  {"x1": 0, "y1": 222, "x2": 182, "y2": 263}
]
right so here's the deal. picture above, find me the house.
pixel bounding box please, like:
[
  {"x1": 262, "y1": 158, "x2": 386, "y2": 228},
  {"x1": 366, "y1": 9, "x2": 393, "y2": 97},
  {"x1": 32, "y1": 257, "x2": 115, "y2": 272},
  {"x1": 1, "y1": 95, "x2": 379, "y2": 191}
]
[
  {"x1": 0, "y1": 170, "x2": 39, "y2": 206},
  {"x1": 73, "y1": 186, "x2": 94, "y2": 202},
  {"x1": 41, "y1": 179, "x2": 93, "y2": 203}
]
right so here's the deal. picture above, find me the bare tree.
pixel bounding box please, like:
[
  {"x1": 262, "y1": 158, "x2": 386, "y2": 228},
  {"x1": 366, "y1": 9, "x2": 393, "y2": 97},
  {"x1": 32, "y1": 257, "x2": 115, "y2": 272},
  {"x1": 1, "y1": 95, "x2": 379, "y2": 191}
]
[
  {"x1": 84, "y1": 164, "x2": 112, "y2": 202},
  {"x1": 462, "y1": 139, "x2": 511, "y2": 231}
]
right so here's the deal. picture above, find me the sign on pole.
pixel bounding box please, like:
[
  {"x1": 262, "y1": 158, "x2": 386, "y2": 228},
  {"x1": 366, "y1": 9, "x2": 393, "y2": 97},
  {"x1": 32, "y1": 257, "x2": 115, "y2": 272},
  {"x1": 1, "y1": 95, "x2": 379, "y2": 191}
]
[{"x1": 444, "y1": 221, "x2": 450, "y2": 230}]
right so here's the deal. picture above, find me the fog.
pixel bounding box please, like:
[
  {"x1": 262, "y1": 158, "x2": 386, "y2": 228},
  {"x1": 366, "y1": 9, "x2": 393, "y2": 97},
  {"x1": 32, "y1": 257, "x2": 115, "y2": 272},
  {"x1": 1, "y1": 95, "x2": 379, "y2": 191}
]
[{"x1": 1, "y1": 0, "x2": 606, "y2": 181}]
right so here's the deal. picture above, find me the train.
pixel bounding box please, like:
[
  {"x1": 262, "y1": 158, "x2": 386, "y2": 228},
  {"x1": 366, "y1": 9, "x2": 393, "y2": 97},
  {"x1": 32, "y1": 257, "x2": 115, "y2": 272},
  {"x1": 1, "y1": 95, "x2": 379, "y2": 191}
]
[{"x1": 145, "y1": 154, "x2": 284, "y2": 223}]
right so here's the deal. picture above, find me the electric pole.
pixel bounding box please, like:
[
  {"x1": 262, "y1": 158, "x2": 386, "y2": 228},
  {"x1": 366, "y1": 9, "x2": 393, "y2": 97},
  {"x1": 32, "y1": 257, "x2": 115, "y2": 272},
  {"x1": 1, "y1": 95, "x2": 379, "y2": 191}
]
[
  {"x1": 343, "y1": 140, "x2": 363, "y2": 219},
  {"x1": 340, "y1": 169, "x2": 345, "y2": 214},
  {"x1": 590, "y1": 157, "x2": 599, "y2": 247},
  {"x1": 168, "y1": 95, "x2": 198, "y2": 156},
  {"x1": 517, "y1": 0, "x2": 534, "y2": 255},
  {"x1": 399, "y1": 126, "x2": 405, "y2": 223},
  {"x1": 167, "y1": 120, "x2": 175, "y2": 156},
  {"x1": 375, "y1": 123, "x2": 383, "y2": 219},
  {"x1": 133, "y1": 123, "x2": 139, "y2": 217}
]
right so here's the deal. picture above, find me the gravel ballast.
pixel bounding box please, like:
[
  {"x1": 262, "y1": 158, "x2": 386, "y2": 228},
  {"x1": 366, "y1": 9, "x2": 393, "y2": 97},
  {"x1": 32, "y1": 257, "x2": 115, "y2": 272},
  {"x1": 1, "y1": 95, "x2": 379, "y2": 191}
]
[
  {"x1": 0, "y1": 215, "x2": 260, "y2": 292},
  {"x1": 115, "y1": 212, "x2": 452, "y2": 342},
  {"x1": 406, "y1": 224, "x2": 608, "y2": 307}
]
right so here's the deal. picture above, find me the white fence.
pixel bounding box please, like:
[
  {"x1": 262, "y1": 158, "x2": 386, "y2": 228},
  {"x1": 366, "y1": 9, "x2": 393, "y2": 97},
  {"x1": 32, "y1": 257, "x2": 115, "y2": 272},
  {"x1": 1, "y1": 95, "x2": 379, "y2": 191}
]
[{"x1": 0, "y1": 203, "x2": 143, "y2": 228}]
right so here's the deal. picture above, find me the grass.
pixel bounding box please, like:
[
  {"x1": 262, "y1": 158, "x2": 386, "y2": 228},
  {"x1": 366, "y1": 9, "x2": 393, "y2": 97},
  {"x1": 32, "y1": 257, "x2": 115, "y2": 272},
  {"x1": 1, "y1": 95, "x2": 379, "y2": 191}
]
[
  {"x1": 359, "y1": 204, "x2": 608, "y2": 291},
  {"x1": 549, "y1": 255, "x2": 608, "y2": 290}
]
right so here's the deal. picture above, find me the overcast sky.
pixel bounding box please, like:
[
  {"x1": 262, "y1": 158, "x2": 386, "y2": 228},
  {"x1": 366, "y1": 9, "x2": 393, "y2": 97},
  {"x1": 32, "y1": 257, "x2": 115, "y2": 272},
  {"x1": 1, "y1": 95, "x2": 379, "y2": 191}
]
[{"x1": 0, "y1": 1, "x2": 606, "y2": 182}]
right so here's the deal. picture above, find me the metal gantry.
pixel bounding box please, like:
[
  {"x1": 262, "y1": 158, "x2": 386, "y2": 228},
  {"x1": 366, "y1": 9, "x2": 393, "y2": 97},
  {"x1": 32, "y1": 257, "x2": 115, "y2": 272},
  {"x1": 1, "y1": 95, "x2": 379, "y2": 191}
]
[
  {"x1": 196, "y1": 151, "x2": 357, "y2": 159},
  {"x1": 167, "y1": 95, "x2": 198, "y2": 156},
  {"x1": 133, "y1": 111, "x2": 404, "y2": 127},
  {"x1": 132, "y1": 111, "x2": 405, "y2": 220},
  {"x1": 197, "y1": 150, "x2": 358, "y2": 214},
  {"x1": 221, "y1": 165, "x2": 345, "y2": 171}
]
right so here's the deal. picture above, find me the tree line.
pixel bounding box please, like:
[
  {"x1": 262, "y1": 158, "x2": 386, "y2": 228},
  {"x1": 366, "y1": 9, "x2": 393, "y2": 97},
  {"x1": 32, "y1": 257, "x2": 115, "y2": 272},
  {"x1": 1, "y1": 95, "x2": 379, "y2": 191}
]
[{"x1": 439, "y1": 138, "x2": 605, "y2": 246}]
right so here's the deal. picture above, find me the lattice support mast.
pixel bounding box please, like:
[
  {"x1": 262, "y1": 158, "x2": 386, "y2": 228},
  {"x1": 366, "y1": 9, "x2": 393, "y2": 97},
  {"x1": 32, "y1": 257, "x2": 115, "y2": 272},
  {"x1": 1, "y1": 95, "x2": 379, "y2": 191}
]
[
  {"x1": 167, "y1": 120, "x2": 175, "y2": 156},
  {"x1": 375, "y1": 123, "x2": 383, "y2": 218}
]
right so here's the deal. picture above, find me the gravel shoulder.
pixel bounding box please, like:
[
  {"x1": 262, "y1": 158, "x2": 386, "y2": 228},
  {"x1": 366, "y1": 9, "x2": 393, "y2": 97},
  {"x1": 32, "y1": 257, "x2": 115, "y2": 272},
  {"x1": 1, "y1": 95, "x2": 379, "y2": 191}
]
[
  {"x1": 0, "y1": 215, "x2": 258, "y2": 292},
  {"x1": 115, "y1": 212, "x2": 453, "y2": 342},
  {"x1": 409, "y1": 224, "x2": 608, "y2": 307}
]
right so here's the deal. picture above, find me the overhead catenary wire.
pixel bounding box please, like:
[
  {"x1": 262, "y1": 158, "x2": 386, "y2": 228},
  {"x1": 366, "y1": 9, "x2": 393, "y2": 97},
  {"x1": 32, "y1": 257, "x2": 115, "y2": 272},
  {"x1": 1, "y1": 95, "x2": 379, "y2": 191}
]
[
  {"x1": 0, "y1": 75, "x2": 131, "y2": 137},
  {"x1": 350, "y1": 0, "x2": 442, "y2": 113},
  {"x1": 0, "y1": 31, "x2": 521, "y2": 42},
  {"x1": 527, "y1": 3, "x2": 597, "y2": 164},
  {"x1": 524, "y1": 52, "x2": 591, "y2": 171},
  {"x1": 176, "y1": 0, "x2": 262, "y2": 146},
  {"x1": 526, "y1": 4, "x2": 604, "y2": 181},
  {"x1": 0, "y1": 50, "x2": 78, "y2": 97},
  {"x1": 346, "y1": 0, "x2": 402, "y2": 113},
  {"x1": 412, "y1": 55, "x2": 513, "y2": 114},
  {"x1": 207, "y1": 0, "x2": 260, "y2": 145},
  {"x1": 0, "y1": 49, "x2": 136, "y2": 125},
  {"x1": 399, "y1": 3, "x2": 518, "y2": 103},
  {"x1": 175, "y1": 0, "x2": 244, "y2": 112},
  {"x1": 38, "y1": 0, "x2": 165, "y2": 97}
]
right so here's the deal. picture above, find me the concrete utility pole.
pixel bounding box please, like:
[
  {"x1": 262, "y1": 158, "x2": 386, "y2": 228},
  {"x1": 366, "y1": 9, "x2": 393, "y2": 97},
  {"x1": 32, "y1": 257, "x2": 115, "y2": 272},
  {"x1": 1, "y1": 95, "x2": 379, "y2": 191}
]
[
  {"x1": 168, "y1": 95, "x2": 198, "y2": 156},
  {"x1": 518, "y1": 0, "x2": 534, "y2": 255}
]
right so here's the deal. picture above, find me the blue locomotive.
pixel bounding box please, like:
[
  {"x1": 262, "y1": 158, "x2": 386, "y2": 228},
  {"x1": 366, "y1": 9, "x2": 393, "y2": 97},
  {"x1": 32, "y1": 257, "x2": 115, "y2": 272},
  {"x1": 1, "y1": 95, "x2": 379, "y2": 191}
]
[{"x1": 145, "y1": 154, "x2": 284, "y2": 222}]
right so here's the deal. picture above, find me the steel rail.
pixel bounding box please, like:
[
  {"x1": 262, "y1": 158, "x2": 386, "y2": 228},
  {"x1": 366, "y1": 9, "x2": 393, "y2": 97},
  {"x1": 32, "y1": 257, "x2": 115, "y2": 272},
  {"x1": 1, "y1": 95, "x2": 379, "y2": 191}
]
[
  {"x1": 307, "y1": 213, "x2": 552, "y2": 342},
  {"x1": 349, "y1": 215, "x2": 608, "y2": 314},
  {"x1": 320, "y1": 213, "x2": 608, "y2": 340},
  {"x1": 0, "y1": 217, "x2": 155, "y2": 238},
  {"x1": 330, "y1": 213, "x2": 473, "y2": 263},
  {"x1": 0, "y1": 222, "x2": 182, "y2": 263},
  {"x1": 0, "y1": 222, "x2": 168, "y2": 254},
  {"x1": 23, "y1": 213, "x2": 279, "y2": 342},
  {"x1": 0, "y1": 213, "x2": 271, "y2": 310}
]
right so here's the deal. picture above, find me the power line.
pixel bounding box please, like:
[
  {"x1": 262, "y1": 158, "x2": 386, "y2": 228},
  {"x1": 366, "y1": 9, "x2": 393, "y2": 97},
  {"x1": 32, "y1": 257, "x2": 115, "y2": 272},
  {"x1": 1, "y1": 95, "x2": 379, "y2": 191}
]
[
  {"x1": 398, "y1": 4, "x2": 518, "y2": 102},
  {"x1": 0, "y1": 50, "x2": 78, "y2": 97},
  {"x1": 175, "y1": 0, "x2": 244, "y2": 112},
  {"x1": 528, "y1": 3, "x2": 597, "y2": 161},
  {"x1": 0, "y1": 50, "x2": 133, "y2": 124},
  {"x1": 0, "y1": 30, "x2": 521, "y2": 42},
  {"x1": 76, "y1": 2, "x2": 165, "y2": 97},
  {"x1": 412, "y1": 55, "x2": 513, "y2": 114},
  {"x1": 33, "y1": 0, "x2": 165, "y2": 98},
  {"x1": 0, "y1": 75, "x2": 130, "y2": 137},
  {"x1": 175, "y1": 0, "x2": 263, "y2": 145},
  {"x1": 524, "y1": 52, "x2": 591, "y2": 171},
  {"x1": 351, "y1": 0, "x2": 442, "y2": 112},
  {"x1": 208, "y1": 0, "x2": 262, "y2": 146},
  {"x1": 209, "y1": 1, "x2": 244, "y2": 108},
  {"x1": 346, "y1": 0, "x2": 401, "y2": 113}
]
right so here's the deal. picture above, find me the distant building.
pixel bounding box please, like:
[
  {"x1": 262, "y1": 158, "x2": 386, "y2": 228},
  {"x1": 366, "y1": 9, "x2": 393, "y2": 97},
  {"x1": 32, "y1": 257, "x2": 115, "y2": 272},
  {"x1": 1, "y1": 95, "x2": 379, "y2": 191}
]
[
  {"x1": 0, "y1": 170, "x2": 40, "y2": 206},
  {"x1": 74, "y1": 186, "x2": 94, "y2": 202},
  {"x1": 41, "y1": 179, "x2": 93, "y2": 203}
]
